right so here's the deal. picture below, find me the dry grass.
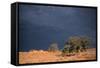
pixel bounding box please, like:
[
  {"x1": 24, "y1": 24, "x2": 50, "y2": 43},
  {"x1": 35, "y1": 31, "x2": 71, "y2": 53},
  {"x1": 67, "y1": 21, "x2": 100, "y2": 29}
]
[{"x1": 19, "y1": 48, "x2": 96, "y2": 64}]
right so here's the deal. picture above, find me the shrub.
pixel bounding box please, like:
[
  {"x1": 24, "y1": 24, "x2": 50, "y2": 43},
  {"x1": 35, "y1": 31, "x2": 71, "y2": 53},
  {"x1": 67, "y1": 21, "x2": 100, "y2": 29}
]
[{"x1": 48, "y1": 42, "x2": 59, "y2": 52}]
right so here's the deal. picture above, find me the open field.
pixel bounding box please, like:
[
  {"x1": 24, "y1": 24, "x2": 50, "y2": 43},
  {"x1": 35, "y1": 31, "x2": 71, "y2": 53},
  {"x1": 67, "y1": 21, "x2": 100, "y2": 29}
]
[{"x1": 19, "y1": 48, "x2": 96, "y2": 64}]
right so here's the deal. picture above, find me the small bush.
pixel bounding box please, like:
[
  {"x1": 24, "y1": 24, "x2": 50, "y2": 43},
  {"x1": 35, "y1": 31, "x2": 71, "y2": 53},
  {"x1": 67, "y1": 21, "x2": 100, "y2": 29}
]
[{"x1": 48, "y1": 42, "x2": 59, "y2": 52}]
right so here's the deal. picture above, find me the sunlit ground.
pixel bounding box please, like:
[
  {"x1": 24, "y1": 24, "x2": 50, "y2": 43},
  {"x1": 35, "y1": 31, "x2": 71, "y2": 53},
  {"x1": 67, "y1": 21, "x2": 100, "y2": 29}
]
[{"x1": 19, "y1": 48, "x2": 96, "y2": 64}]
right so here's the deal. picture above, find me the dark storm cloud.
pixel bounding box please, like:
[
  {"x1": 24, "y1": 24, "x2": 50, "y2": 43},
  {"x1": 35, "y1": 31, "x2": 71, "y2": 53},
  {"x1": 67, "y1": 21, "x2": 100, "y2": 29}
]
[{"x1": 19, "y1": 4, "x2": 97, "y2": 51}]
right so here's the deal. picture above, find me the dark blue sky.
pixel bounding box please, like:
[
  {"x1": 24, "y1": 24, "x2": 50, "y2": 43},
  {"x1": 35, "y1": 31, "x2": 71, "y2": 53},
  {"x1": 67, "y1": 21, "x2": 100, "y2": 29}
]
[{"x1": 19, "y1": 4, "x2": 97, "y2": 51}]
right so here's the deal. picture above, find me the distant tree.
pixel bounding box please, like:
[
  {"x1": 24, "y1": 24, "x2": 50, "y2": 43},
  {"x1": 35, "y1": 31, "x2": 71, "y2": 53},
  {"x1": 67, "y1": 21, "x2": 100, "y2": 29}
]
[
  {"x1": 62, "y1": 42, "x2": 74, "y2": 56},
  {"x1": 48, "y1": 42, "x2": 59, "y2": 52},
  {"x1": 62, "y1": 36, "x2": 91, "y2": 54},
  {"x1": 80, "y1": 36, "x2": 91, "y2": 52},
  {"x1": 62, "y1": 43, "x2": 70, "y2": 53},
  {"x1": 67, "y1": 36, "x2": 82, "y2": 53}
]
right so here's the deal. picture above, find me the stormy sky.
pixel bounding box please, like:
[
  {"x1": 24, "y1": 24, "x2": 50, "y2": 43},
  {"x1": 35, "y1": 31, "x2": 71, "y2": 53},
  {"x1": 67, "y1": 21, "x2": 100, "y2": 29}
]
[{"x1": 19, "y1": 4, "x2": 97, "y2": 51}]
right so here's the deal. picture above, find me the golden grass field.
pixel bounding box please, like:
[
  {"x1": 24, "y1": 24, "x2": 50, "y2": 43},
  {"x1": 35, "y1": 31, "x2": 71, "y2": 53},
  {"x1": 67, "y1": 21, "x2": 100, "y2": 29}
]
[{"x1": 19, "y1": 48, "x2": 96, "y2": 64}]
